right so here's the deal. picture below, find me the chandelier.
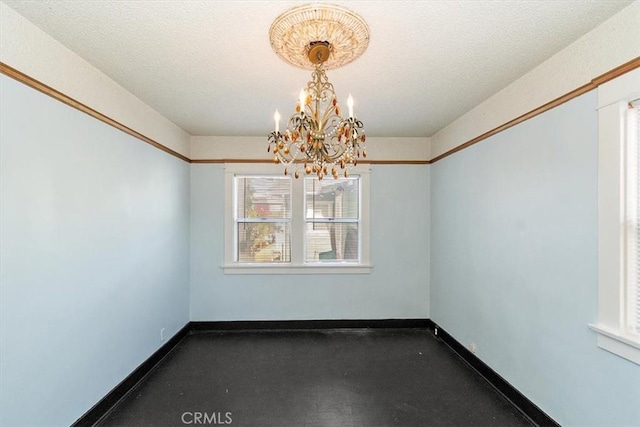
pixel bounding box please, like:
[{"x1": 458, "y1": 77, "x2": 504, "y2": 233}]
[{"x1": 267, "y1": 4, "x2": 370, "y2": 180}]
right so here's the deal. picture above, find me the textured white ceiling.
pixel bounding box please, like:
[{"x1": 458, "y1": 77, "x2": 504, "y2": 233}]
[{"x1": 2, "y1": 0, "x2": 633, "y2": 137}]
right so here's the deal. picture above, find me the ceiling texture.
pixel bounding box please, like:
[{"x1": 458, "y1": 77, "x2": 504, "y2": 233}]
[{"x1": 2, "y1": 0, "x2": 633, "y2": 138}]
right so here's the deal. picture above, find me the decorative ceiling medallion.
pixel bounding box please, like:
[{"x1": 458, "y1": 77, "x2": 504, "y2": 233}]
[{"x1": 269, "y1": 4, "x2": 370, "y2": 70}]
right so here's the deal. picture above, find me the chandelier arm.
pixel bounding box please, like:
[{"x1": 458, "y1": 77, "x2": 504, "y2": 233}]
[
  {"x1": 319, "y1": 104, "x2": 337, "y2": 133},
  {"x1": 323, "y1": 150, "x2": 345, "y2": 163}
]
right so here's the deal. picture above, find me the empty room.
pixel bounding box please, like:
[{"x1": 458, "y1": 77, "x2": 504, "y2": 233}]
[{"x1": 1, "y1": 1, "x2": 639, "y2": 426}]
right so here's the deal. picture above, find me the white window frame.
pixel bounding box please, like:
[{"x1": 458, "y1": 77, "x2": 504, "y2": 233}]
[
  {"x1": 224, "y1": 163, "x2": 371, "y2": 274},
  {"x1": 589, "y1": 67, "x2": 640, "y2": 365}
]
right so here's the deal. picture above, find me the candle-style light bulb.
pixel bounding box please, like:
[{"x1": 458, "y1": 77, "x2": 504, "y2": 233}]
[
  {"x1": 347, "y1": 93, "x2": 354, "y2": 118},
  {"x1": 299, "y1": 89, "x2": 306, "y2": 112},
  {"x1": 274, "y1": 109, "x2": 280, "y2": 133}
]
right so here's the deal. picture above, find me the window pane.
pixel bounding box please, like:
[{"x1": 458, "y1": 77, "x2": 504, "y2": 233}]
[
  {"x1": 305, "y1": 177, "x2": 359, "y2": 219},
  {"x1": 237, "y1": 222, "x2": 290, "y2": 263},
  {"x1": 236, "y1": 176, "x2": 291, "y2": 219},
  {"x1": 306, "y1": 222, "x2": 358, "y2": 262}
]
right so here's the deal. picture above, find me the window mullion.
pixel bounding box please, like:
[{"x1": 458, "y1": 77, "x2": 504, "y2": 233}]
[{"x1": 291, "y1": 177, "x2": 304, "y2": 264}]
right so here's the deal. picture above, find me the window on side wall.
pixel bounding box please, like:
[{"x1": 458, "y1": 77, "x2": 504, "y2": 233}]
[
  {"x1": 590, "y1": 67, "x2": 640, "y2": 365},
  {"x1": 625, "y1": 99, "x2": 640, "y2": 338},
  {"x1": 224, "y1": 164, "x2": 371, "y2": 274}
]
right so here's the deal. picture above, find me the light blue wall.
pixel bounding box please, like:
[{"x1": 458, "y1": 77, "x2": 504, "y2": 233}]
[
  {"x1": 11, "y1": 50, "x2": 637, "y2": 427},
  {"x1": 430, "y1": 90, "x2": 640, "y2": 426},
  {"x1": 0, "y1": 75, "x2": 191, "y2": 426},
  {"x1": 190, "y1": 164, "x2": 429, "y2": 321}
]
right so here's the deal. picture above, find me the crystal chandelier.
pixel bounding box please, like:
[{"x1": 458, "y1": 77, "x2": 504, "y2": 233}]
[{"x1": 267, "y1": 4, "x2": 370, "y2": 180}]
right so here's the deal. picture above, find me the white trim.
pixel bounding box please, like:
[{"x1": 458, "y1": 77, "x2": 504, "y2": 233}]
[
  {"x1": 594, "y1": 67, "x2": 640, "y2": 365},
  {"x1": 597, "y1": 68, "x2": 640, "y2": 109},
  {"x1": 222, "y1": 264, "x2": 372, "y2": 275},
  {"x1": 588, "y1": 324, "x2": 640, "y2": 365},
  {"x1": 597, "y1": 101, "x2": 625, "y2": 328}
]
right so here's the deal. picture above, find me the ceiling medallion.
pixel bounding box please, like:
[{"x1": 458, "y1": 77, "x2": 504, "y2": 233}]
[
  {"x1": 269, "y1": 4, "x2": 370, "y2": 70},
  {"x1": 267, "y1": 4, "x2": 369, "y2": 179}
]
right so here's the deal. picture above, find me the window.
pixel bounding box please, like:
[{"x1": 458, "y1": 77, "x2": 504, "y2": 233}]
[
  {"x1": 626, "y1": 100, "x2": 640, "y2": 337},
  {"x1": 234, "y1": 176, "x2": 291, "y2": 263},
  {"x1": 224, "y1": 164, "x2": 370, "y2": 274},
  {"x1": 589, "y1": 67, "x2": 640, "y2": 365},
  {"x1": 305, "y1": 177, "x2": 360, "y2": 262}
]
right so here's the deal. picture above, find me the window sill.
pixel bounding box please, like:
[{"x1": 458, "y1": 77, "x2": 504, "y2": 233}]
[
  {"x1": 222, "y1": 263, "x2": 372, "y2": 275},
  {"x1": 588, "y1": 323, "x2": 640, "y2": 365}
]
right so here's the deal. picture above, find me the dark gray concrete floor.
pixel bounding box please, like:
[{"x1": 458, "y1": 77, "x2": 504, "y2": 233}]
[{"x1": 97, "y1": 329, "x2": 533, "y2": 427}]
